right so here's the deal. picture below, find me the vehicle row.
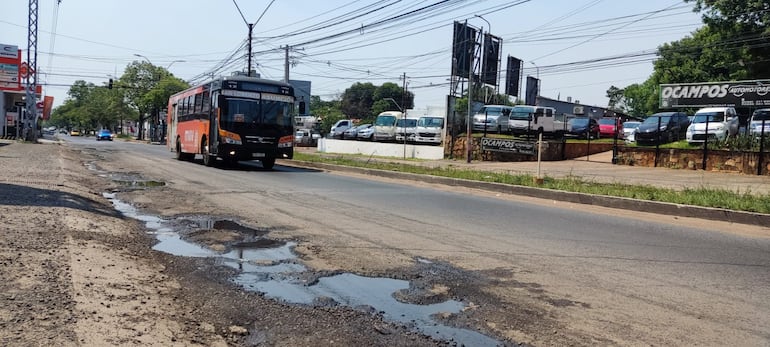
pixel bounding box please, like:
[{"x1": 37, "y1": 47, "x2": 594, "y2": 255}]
[
  {"x1": 622, "y1": 107, "x2": 770, "y2": 146},
  {"x1": 329, "y1": 113, "x2": 444, "y2": 145}
]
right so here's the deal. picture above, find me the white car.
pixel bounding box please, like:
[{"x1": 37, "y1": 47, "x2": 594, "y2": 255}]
[
  {"x1": 749, "y1": 108, "x2": 770, "y2": 138},
  {"x1": 686, "y1": 107, "x2": 740, "y2": 144},
  {"x1": 622, "y1": 121, "x2": 641, "y2": 143}
]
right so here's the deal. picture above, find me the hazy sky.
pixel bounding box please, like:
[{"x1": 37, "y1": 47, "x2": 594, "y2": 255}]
[{"x1": 2, "y1": 0, "x2": 704, "y2": 112}]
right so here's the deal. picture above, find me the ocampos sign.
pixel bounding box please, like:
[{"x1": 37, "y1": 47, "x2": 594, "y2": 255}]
[{"x1": 660, "y1": 80, "x2": 770, "y2": 108}]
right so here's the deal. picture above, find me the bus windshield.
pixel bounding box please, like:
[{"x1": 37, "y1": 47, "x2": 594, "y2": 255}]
[
  {"x1": 221, "y1": 97, "x2": 292, "y2": 130},
  {"x1": 375, "y1": 115, "x2": 397, "y2": 126}
]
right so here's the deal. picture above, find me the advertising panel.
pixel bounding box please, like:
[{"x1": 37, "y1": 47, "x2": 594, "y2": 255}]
[
  {"x1": 660, "y1": 80, "x2": 770, "y2": 108},
  {"x1": 0, "y1": 43, "x2": 21, "y2": 91},
  {"x1": 481, "y1": 137, "x2": 536, "y2": 155}
]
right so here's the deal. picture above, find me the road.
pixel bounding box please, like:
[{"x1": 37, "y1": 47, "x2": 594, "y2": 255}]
[{"x1": 63, "y1": 136, "x2": 770, "y2": 346}]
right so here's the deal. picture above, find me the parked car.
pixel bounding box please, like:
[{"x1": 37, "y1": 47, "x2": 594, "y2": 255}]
[
  {"x1": 342, "y1": 124, "x2": 365, "y2": 140},
  {"x1": 96, "y1": 129, "x2": 113, "y2": 141},
  {"x1": 635, "y1": 112, "x2": 690, "y2": 145},
  {"x1": 686, "y1": 107, "x2": 740, "y2": 144},
  {"x1": 472, "y1": 105, "x2": 513, "y2": 133},
  {"x1": 566, "y1": 117, "x2": 599, "y2": 139},
  {"x1": 622, "y1": 121, "x2": 641, "y2": 143},
  {"x1": 395, "y1": 117, "x2": 418, "y2": 142},
  {"x1": 414, "y1": 116, "x2": 444, "y2": 145},
  {"x1": 329, "y1": 119, "x2": 353, "y2": 139},
  {"x1": 69, "y1": 129, "x2": 81, "y2": 136},
  {"x1": 356, "y1": 124, "x2": 374, "y2": 141},
  {"x1": 749, "y1": 108, "x2": 770, "y2": 138},
  {"x1": 598, "y1": 118, "x2": 621, "y2": 138}
]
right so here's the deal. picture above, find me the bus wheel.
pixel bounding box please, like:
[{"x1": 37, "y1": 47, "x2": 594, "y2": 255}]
[
  {"x1": 175, "y1": 140, "x2": 184, "y2": 161},
  {"x1": 202, "y1": 139, "x2": 215, "y2": 167},
  {"x1": 261, "y1": 157, "x2": 275, "y2": 170}
]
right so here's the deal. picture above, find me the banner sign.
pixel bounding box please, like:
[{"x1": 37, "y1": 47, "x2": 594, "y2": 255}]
[
  {"x1": 660, "y1": 80, "x2": 770, "y2": 108},
  {"x1": 0, "y1": 44, "x2": 19, "y2": 59},
  {"x1": 481, "y1": 137, "x2": 536, "y2": 155}
]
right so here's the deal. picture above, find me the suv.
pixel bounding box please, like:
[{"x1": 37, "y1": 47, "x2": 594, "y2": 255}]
[
  {"x1": 634, "y1": 112, "x2": 690, "y2": 145},
  {"x1": 749, "y1": 108, "x2": 770, "y2": 138},
  {"x1": 686, "y1": 107, "x2": 739, "y2": 144},
  {"x1": 329, "y1": 119, "x2": 353, "y2": 139},
  {"x1": 472, "y1": 105, "x2": 512, "y2": 133}
]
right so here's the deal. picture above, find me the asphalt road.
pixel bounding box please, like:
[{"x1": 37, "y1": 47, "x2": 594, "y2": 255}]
[{"x1": 59, "y1": 135, "x2": 770, "y2": 345}]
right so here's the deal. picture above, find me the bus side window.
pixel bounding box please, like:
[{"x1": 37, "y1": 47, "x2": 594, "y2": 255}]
[
  {"x1": 193, "y1": 92, "x2": 203, "y2": 114},
  {"x1": 185, "y1": 96, "x2": 193, "y2": 116}
]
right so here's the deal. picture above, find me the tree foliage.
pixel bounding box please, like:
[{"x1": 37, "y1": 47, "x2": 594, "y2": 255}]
[
  {"x1": 50, "y1": 60, "x2": 188, "y2": 137},
  {"x1": 611, "y1": 0, "x2": 769, "y2": 116},
  {"x1": 339, "y1": 82, "x2": 414, "y2": 120}
]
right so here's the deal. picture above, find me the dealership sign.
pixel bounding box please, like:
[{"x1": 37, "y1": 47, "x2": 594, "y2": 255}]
[
  {"x1": 660, "y1": 80, "x2": 770, "y2": 108},
  {"x1": 481, "y1": 137, "x2": 536, "y2": 155}
]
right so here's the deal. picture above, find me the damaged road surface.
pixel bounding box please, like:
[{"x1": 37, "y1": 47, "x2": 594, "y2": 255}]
[{"x1": 1, "y1": 140, "x2": 769, "y2": 346}]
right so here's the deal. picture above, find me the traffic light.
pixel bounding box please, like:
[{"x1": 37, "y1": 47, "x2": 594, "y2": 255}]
[{"x1": 108, "y1": 79, "x2": 113, "y2": 89}]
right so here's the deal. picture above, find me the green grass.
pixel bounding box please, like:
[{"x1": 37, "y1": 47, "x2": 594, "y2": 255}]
[{"x1": 293, "y1": 152, "x2": 770, "y2": 214}]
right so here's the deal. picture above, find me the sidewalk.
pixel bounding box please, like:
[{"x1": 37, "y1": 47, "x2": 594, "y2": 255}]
[{"x1": 297, "y1": 147, "x2": 770, "y2": 196}]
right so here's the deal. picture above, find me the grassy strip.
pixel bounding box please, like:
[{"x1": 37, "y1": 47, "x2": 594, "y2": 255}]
[{"x1": 294, "y1": 152, "x2": 770, "y2": 214}]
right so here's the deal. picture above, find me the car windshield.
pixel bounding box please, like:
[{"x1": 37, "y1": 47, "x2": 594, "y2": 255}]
[
  {"x1": 642, "y1": 115, "x2": 671, "y2": 125},
  {"x1": 692, "y1": 112, "x2": 725, "y2": 123},
  {"x1": 752, "y1": 111, "x2": 770, "y2": 121},
  {"x1": 396, "y1": 119, "x2": 417, "y2": 127},
  {"x1": 599, "y1": 118, "x2": 616, "y2": 125},
  {"x1": 477, "y1": 106, "x2": 507, "y2": 117},
  {"x1": 509, "y1": 107, "x2": 534, "y2": 120},
  {"x1": 623, "y1": 121, "x2": 640, "y2": 129},
  {"x1": 569, "y1": 118, "x2": 589, "y2": 126},
  {"x1": 417, "y1": 117, "x2": 443, "y2": 127}
]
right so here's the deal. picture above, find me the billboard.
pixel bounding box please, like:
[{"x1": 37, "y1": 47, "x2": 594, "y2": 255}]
[
  {"x1": 660, "y1": 80, "x2": 770, "y2": 108},
  {"x1": 505, "y1": 56, "x2": 521, "y2": 97},
  {"x1": 481, "y1": 34, "x2": 500, "y2": 85},
  {"x1": 525, "y1": 76, "x2": 539, "y2": 106},
  {"x1": 0, "y1": 44, "x2": 21, "y2": 91},
  {"x1": 452, "y1": 21, "x2": 477, "y2": 78}
]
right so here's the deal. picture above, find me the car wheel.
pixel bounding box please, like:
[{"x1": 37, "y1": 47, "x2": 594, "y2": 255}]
[{"x1": 261, "y1": 157, "x2": 275, "y2": 170}]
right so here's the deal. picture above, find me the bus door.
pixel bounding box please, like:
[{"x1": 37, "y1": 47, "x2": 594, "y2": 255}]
[
  {"x1": 168, "y1": 103, "x2": 178, "y2": 151},
  {"x1": 209, "y1": 92, "x2": 219, "y2": 155}
]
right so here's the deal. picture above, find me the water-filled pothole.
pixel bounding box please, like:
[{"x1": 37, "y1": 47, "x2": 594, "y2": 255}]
[{"x1": 103, "y1": 193, "x2": 503, "y2": 346}]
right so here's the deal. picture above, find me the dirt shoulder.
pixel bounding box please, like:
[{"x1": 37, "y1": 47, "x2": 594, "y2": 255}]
[{"x1": 0, "y1": 141, "x2": 443, "y2": 346}]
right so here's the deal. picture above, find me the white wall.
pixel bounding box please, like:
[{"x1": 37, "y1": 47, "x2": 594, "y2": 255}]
[{"x1": 317, "y1": 138, "x2": 444, "y2": 160}]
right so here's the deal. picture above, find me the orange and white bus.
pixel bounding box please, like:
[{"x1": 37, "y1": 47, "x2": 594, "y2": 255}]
[{"x1": 167, "y1": 76, "x2": 295, "y2": 169}]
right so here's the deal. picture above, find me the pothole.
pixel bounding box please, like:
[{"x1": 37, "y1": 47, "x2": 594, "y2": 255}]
[{"x1": 103, "y1": 192, "x2": 505, "y2": 346}]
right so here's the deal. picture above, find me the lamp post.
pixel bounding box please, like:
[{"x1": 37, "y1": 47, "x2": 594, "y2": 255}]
[
  {"x1": 166, "y1": 60, "x2": 185, "y2": 70},
  {"x1": 530, "y1": 61, "x2": 540, "y2": 97},
  {"x1": 385, "y1": 97, "x2": 408, "y2": 159}
]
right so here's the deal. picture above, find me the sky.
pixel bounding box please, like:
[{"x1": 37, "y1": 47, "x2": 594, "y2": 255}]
[{"x1": 1, "y1": 0, "x2": 705, "y2": 114}]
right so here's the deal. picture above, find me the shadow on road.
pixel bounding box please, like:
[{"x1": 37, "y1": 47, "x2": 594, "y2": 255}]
[{"x1": 0, "y1": 183, "x2": 121, "y2": 218}]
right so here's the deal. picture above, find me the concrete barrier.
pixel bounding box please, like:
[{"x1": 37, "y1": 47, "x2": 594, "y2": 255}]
[{"x1": 317, "y1": 138, "x2": 444, "y2": 159}]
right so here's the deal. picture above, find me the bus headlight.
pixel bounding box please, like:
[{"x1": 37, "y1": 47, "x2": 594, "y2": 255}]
[{"x1": 223, "y1": 136, "x2": 242, "y2": 145}]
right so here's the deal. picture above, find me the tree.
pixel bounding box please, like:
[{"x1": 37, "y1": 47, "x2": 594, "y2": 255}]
[
  {"x1": 118, "y1": 61, "x2": 188, "y2": 141},
  {"x1": 340, "y1": 82, "x2": 377, "y2": 118},
  {"x1": 339, "y1": 82, "x2": 414, "y2": 120},
  {"x1": 685, "y1": 0, "x2": 770, "y2": 78},
  {"x1": 606, "y1": 86, "x2": 625, "y2": 111}
]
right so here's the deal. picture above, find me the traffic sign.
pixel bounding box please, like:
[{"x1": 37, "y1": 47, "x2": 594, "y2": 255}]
[{"x1": 19, "y1": 62, "x2": 28, "y2": 78}]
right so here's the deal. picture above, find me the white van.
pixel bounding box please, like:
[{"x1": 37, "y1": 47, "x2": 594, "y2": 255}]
[
  {"x1": 414, "y1": 116, "x2": 445, "y2": 145},
  {"x1": 395, "y1": 115, "x2": 420, "y2": 142},
  {"x1": 372, "y1": 111, "x2": 403, "y2": 142},
  {"x1": 686, "y1": 106, "x2": 740, "y2": 144},
  {"x1": 508, "y1": 105, "x2": 564, "y2": 136},
  {"x1": 329, "y1": 119, "x2": 353, "y2": 139}
]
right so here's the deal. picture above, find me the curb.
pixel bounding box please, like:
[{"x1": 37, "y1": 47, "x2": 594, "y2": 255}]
[{"x1": 284, "y1": 160, "x2": 770, "y2": 228}]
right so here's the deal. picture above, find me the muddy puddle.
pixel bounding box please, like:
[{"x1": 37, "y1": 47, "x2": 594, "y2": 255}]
[{"x1": 103, "y1": 193, "x2": 503, "y2": 346}]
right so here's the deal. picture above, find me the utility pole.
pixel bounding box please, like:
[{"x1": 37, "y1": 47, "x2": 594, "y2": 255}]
[
  {"x1": 247, "y1": 23, "x2": 254, "y2": 76},
  {"x1": 284, "y1": 45, "x2": 290, "y2": 83},
  {"x1": 466, "y1": 30, "x2": 474, "y2": 163},
  {"x1": 24, "y1": 0, "x2": 39, "y2": 142},
  {"x1": 402, "y1": 72, "x2": 407, "y2": 159}
]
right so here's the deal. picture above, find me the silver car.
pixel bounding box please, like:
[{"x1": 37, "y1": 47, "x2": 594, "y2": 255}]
[{"x1": 749, "y1": 108, "x2": 770, "y2": 138}]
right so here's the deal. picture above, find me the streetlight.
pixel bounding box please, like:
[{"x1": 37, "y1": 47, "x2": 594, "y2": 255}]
[
  {"x1": 134, "y1": 53, "x2": 152, "y2": 65},
  {"x1": 384, "y1": 98, "x2": 408, "y2": 159},
  {"x1": 165, "y1": 60, "x2": 185, "y2": 70},
  {"x1": 530, "y1": 61, "x2": 540, "y2": 98}
]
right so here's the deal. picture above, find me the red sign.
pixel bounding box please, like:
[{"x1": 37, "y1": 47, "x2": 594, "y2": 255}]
[{"x1": 19, "y1": 62, "x2": 29, "y2": 78}]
